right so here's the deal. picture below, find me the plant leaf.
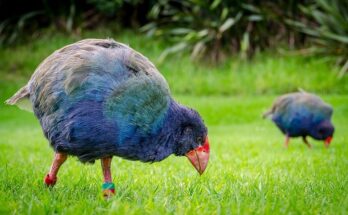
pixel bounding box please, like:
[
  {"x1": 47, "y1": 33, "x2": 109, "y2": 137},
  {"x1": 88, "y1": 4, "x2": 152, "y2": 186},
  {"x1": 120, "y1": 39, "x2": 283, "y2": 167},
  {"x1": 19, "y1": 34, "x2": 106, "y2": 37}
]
[
  {"x1": 159, "y1": 42, "x2": 189, "y2": 62},
  {"x1": 219, "y1": 18, "x2": 235, "y2": 33},
  {"x1": 169, "y1": 28, "x2": 193, "y2": 35},
  {"x1": 210, "y1": 0, "x2": 221, "y2": 10},
  {"x1": 191, "y1": 41, "x2": 206, "y2": 59},
  {"x1": 248, "y1": 15, "x2": 263, "y2": 22}
]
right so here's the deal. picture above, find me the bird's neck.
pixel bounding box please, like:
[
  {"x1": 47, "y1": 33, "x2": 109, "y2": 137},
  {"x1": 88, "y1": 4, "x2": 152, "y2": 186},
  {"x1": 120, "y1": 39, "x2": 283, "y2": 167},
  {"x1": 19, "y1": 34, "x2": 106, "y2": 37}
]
[{"x1": 144, "y1": 100, "x2": 186, "y2": 162}]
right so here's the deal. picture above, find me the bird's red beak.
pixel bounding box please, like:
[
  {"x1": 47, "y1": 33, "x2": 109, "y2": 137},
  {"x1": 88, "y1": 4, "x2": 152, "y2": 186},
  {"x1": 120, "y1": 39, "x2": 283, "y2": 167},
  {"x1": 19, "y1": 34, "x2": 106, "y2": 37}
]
[
  {"x1": 324, "y1": 136, "x2": 332, "y2": 148},
  {"x1": 185, "y1": 137, "x2": 210, "y2": 175}
]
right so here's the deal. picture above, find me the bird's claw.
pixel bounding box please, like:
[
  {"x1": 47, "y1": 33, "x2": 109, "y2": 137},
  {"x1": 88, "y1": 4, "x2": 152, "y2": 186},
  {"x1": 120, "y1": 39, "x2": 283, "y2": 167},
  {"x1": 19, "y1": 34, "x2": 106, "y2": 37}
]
[
  {"x1": 103, "y1": 189, "x2": 115, "y2": 198},
  {"x1": 44, "y1": 174, "x2": 57, "y2": 187},
  {"x1": 102, "y1": 182, "x2": 115, "y2": 198}
]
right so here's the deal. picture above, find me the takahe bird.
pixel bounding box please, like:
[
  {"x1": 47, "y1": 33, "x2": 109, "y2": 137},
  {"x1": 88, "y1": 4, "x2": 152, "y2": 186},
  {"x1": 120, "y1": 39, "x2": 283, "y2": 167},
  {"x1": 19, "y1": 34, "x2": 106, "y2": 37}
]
[
  {"x1": 6, "y1": 39, "x2": 210, "y2": 197},
  {"x1": 263, "y1": 91, "x2": 334, "y2": 148}
]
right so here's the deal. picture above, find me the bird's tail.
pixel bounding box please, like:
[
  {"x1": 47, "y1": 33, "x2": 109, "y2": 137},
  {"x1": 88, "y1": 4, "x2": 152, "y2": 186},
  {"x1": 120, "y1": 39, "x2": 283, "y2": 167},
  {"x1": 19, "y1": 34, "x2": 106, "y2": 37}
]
[
  {"x1": 5, "y1": 85, "x2": 33, "y2": 112},
  {"x1": 262, "y1": 110, "x2": 272, "y2": 119},
  {"x1": 262, "y1": 106, "x2": 275, "y2": 119}
]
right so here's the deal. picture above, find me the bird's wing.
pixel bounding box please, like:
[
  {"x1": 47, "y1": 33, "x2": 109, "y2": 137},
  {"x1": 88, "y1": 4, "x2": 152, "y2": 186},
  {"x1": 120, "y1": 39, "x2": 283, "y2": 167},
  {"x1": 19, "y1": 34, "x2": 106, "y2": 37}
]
[
  {"x1": 299, "y1": 93, "x2": 333, "y2": 119},
  {"x1": 58, "y1": 39, "x2": 171, "y2": 142},
  {"x1": 56, "y1": 39, "x2": 173, "y2": 142},
  {"x1": 104, "y1": 71, "x2": 171, "y2": 143},
  {"x1": 320, "y1": 103, "x2": 333, "y2": 118}
]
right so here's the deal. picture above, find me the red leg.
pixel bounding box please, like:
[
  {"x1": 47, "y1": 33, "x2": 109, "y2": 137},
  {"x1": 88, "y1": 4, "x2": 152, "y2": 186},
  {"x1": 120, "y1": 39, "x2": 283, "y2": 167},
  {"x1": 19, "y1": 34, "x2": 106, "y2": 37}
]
[
  {"x1": 44, "y1": 152, "x2": 67, "y2": 186},
  {"x1": 284, "y1": 134, "x2": 290, "y2": 148},
  {"x1": 101, "y1": 157, "x2": 115, "y2": 198}
]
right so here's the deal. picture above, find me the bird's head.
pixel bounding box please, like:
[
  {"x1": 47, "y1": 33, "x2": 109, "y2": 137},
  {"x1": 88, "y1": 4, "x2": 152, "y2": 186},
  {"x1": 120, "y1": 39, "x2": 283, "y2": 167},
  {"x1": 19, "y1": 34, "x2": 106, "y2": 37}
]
[
  {"x1": 173, "y1": 107, "x2": 210, "y2": 175},
  {"x1": 311, "y1": 120, "x2": 334, "y2": 147}
]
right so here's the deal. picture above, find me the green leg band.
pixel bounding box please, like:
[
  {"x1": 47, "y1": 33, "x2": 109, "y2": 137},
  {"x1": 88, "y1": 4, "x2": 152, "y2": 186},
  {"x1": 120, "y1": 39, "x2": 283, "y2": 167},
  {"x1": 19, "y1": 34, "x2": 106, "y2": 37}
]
[{"x1": 102, "y1": 182, "x2": 115, "y2": 190}]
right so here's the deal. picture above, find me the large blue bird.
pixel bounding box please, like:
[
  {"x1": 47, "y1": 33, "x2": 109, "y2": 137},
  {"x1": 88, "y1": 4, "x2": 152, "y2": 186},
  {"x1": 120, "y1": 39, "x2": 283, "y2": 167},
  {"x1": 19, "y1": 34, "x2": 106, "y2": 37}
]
[
  {"x1": 6, "y1": 39, "x2": 210, "y2": 197},
  {"x1": 263, "y1": 91, "x2": 334, "y2": 148}
]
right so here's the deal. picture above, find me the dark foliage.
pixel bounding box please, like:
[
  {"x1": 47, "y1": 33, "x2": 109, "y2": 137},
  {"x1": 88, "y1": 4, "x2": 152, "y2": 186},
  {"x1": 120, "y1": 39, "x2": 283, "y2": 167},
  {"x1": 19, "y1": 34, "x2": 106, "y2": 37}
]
[
  {"x1": 0, "y1": 0, "x2": 150, "y2": 46},
  {"x1": 0, "y1": 0, "x2": 347, "y2": 72},
  {"x1": 142, "y1": 0, "x2": 313, "y2": 63},
  {"x1": 287, "y1": 0, "x2": 348, "y2": 76}
]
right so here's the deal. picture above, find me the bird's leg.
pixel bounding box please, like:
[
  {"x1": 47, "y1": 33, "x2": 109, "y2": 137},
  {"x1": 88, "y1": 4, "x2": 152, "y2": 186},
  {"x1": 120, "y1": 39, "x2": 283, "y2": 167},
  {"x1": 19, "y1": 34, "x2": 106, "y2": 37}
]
[
  {"x1": 302, "y1": 136, "x2": 312, "y2": 148},
  {"x1": 284, "y1": 134, "x2": 290, "y2": 148},
  {"x1": 101, "y1": 156, "x2": 115, "y2": 198},
  {"x1": 44, "y1": 152, "x2": 67, "y2": 186}
]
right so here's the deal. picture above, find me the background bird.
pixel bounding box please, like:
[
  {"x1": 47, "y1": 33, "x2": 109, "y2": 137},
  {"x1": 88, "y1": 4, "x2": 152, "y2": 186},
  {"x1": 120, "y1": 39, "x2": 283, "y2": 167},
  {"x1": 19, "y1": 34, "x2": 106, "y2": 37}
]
[
  {"x1": 263, "y1": 91, "x2": 334, "y2": 148},
  {"x1": 6, "y1": 39, "x2": 210, "y2": 197}
]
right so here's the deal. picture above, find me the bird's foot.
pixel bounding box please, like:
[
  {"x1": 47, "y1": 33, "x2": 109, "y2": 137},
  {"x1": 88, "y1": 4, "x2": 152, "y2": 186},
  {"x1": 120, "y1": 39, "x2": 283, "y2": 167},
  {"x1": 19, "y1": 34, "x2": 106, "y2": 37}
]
[
  {"x1": 102, "y1": 182, "x2": 115, "y2": 198},
  {"x1": 44, "y1": 174, "x2": 57, "y2": 187}
]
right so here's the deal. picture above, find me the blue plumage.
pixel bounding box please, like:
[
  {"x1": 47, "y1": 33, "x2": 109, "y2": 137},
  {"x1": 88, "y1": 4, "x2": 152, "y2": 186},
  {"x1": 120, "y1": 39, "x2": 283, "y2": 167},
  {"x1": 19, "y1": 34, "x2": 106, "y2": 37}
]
[
  {"x1": 7, "y1": 39, "x2": 208, "y2": 163},
  {"x1": 264, "y1": 92, "x2": 334, "y2": 147}
]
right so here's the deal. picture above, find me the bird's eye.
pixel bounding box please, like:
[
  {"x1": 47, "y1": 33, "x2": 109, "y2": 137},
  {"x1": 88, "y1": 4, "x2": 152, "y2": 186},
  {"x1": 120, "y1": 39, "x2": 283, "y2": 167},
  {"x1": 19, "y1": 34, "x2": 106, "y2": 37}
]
[
  {"x1": 197, "y1": 137, "x2": 202, "y2": 143},
  {"x1": 183, "y1": 127, "x2": 192, "y2": 135}
]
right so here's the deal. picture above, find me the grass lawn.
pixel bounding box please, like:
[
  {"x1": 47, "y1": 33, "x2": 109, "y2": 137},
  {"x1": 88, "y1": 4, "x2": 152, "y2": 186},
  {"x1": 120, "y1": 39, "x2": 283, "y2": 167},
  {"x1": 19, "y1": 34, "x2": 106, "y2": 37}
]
[
  {"x1": 0, "y1": 30, "x2": 348, "y2": 214},
  {"x1": 0, "y1": 95, "x2": 347, "y2": 214}
]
